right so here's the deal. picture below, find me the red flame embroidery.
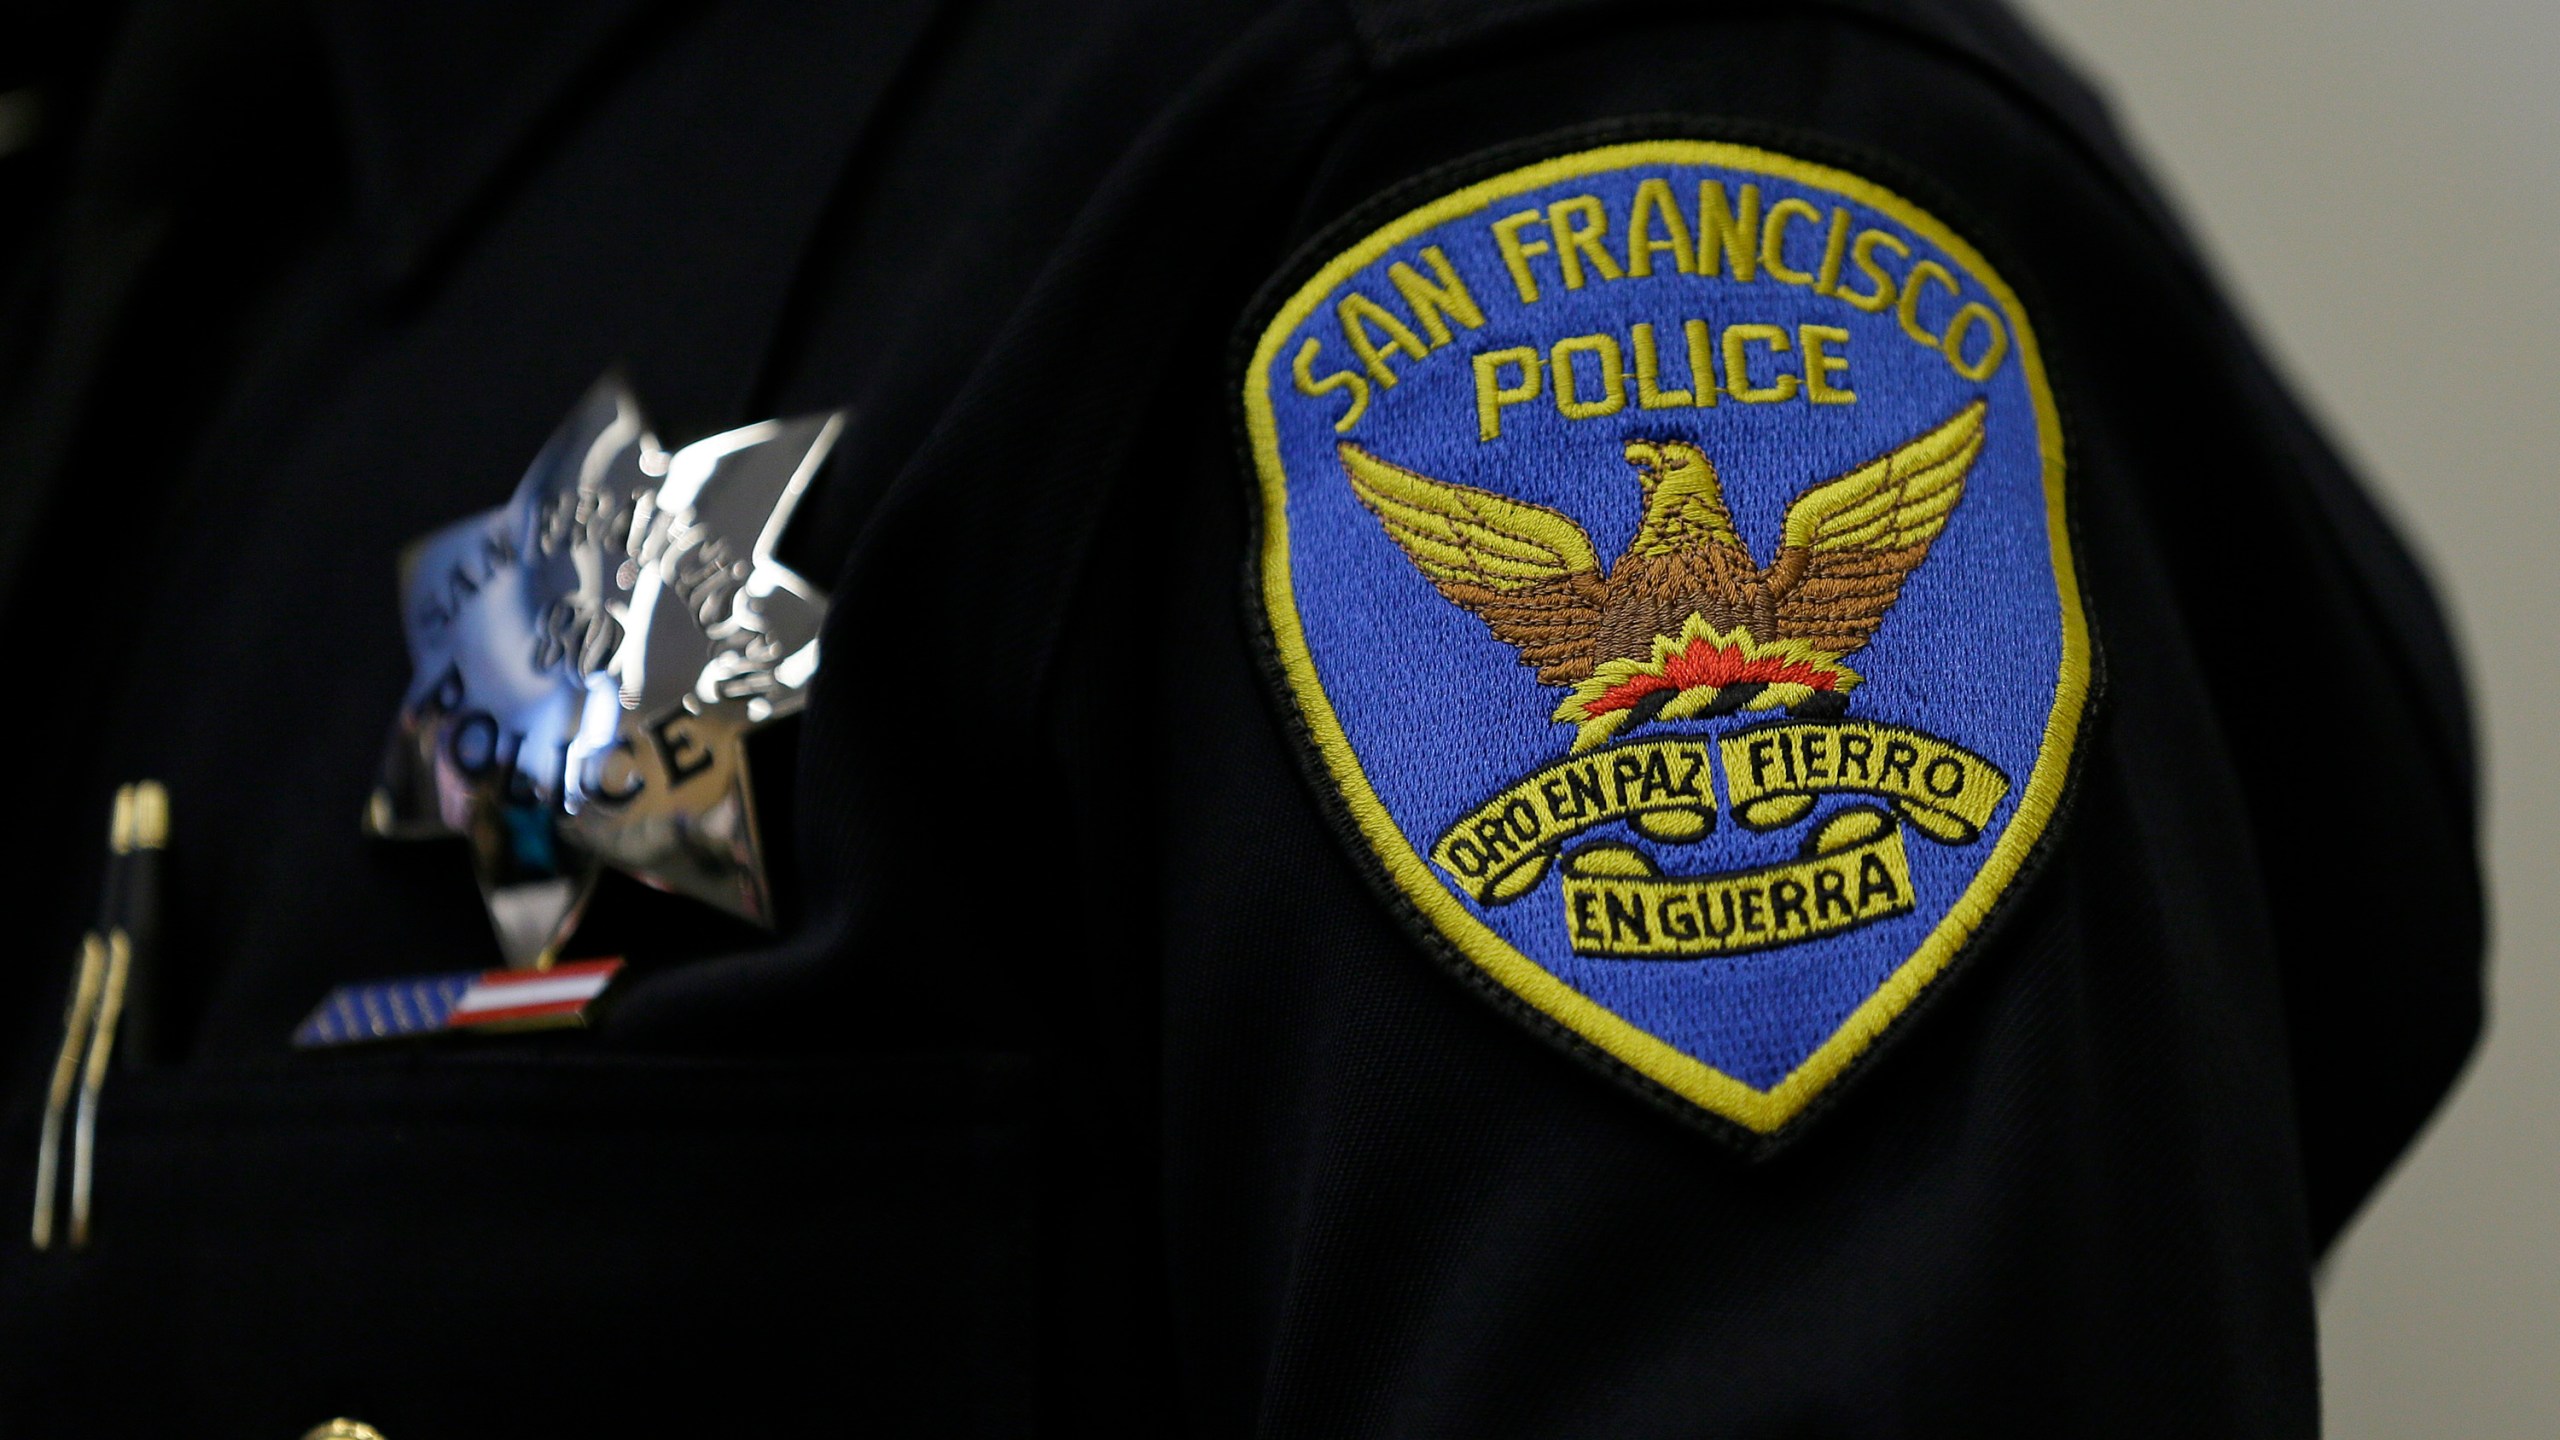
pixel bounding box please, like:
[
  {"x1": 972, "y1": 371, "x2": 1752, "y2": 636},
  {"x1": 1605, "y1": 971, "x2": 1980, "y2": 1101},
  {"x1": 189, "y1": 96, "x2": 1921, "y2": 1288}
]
[{"x1": 1582, "y1": 634, "x2": 1845, "y2": 717}]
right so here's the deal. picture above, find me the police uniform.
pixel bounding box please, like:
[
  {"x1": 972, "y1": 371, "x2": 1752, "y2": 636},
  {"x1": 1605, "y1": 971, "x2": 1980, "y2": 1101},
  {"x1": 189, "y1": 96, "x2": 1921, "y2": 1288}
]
[{"x1": 0, "y1": 0, "x2": 2482, "y2": 1434}]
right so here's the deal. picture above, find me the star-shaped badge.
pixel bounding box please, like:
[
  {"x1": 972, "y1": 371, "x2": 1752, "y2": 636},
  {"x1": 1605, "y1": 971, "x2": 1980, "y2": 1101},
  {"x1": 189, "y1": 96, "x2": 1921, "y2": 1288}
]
[{"x1": 368, "y1": 376, "x2": 843, "y2": 967}]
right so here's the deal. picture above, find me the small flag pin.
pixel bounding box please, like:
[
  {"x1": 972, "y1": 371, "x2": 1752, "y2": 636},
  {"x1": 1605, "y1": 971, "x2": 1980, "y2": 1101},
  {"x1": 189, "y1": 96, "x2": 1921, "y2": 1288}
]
[{"x1": 293, "y1": 959, "x2": 624, "y2": 1048}]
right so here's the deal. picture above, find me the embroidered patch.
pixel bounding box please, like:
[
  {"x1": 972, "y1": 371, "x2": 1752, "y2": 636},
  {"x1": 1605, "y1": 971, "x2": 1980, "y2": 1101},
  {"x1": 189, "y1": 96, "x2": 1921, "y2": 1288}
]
[{"x1": 1240, "y1": 136, "x2": 2089, "y2": 1140}]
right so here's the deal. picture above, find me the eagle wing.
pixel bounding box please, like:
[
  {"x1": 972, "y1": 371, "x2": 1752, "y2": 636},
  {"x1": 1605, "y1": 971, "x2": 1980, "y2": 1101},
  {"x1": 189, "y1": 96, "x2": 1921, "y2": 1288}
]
[
  {"x1": 1768, "y1": 399, "x2": 1987, "y2": 656},
  {"x1": 1339, "y1": 442, "x2": 1606, "y2": 684}
]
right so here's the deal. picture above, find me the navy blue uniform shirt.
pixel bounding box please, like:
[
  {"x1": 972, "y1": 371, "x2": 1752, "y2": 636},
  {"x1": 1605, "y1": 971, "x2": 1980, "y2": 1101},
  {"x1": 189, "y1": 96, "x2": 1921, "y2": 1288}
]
[{"x1": 0, "y1": 0, "x2": 2482, "y2": 1433}]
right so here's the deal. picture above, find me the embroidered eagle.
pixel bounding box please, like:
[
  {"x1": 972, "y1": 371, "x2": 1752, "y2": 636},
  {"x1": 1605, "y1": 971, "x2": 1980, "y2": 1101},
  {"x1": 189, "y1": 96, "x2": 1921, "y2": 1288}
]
[{"x1": 1341, "y1": 400, "x2": 1986, "y2": 751}]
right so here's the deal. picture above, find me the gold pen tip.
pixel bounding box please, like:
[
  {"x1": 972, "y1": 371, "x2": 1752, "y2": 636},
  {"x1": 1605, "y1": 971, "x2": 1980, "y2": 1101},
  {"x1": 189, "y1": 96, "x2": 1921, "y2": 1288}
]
[
  {"x1": 130, "y1": 781, "x2": 169, "y2": 850},
  {"x1": 108, "y1": 786, "x2": 135, "y2": 853}
]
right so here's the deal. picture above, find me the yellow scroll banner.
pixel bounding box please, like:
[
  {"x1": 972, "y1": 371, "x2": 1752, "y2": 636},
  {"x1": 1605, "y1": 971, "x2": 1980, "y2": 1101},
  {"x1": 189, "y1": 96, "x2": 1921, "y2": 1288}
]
[
  {"x1": 1432, "y1": 737, "x2": 1716, "y2": 903},
  {"x1": 1562, "y1": 807, "x2": 1913, "y2": 959},
  {"x1": 1719, "y1": 720, "x2": 2009, "y2": 843}
]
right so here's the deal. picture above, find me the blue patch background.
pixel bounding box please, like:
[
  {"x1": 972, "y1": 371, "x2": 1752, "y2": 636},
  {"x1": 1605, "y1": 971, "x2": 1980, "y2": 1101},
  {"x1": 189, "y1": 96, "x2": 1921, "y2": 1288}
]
[{"x1": 1264, "y1": 159, "x2": 2062, "y2": 1091}]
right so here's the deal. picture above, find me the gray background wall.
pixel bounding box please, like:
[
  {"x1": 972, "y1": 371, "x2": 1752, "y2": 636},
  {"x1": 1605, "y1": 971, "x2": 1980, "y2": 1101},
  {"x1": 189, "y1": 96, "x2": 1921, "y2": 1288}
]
[{"x1": 2008, "y1": 1, "x2": 2559, "y2": 1432}]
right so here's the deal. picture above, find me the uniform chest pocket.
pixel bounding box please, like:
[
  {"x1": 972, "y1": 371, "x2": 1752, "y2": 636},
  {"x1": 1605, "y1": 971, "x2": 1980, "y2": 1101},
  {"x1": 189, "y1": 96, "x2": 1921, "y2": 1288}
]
[{"x1": 0, "y1": 1051, "x2": 1040, "y2": 1439}]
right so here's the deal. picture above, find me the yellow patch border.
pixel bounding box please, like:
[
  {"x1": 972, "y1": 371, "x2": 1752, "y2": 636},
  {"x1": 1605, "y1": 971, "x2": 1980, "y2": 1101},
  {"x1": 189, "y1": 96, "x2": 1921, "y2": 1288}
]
[{"x1": 1243, "y1": 138, "x2": 2088, "y2": 1135}]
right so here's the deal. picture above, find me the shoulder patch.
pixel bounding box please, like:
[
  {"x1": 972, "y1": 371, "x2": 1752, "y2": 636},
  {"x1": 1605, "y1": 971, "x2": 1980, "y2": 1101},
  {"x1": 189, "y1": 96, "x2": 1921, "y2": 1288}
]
[{"x1": 1240, "y1": 134, "x2": 2090, "y2": 1143}]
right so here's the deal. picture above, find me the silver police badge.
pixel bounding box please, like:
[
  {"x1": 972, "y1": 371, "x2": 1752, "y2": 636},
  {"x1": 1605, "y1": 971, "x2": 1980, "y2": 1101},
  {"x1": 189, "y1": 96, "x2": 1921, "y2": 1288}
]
[{"x1": 369, "y1": 376, "x2": 843, "y2": 968}]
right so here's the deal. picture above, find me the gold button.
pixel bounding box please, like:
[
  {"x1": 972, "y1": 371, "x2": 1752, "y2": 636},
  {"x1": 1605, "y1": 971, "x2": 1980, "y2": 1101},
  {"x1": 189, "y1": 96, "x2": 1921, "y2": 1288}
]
[{"x1": 300, "y1": 1422, "x2": 387, "y2": 1440}]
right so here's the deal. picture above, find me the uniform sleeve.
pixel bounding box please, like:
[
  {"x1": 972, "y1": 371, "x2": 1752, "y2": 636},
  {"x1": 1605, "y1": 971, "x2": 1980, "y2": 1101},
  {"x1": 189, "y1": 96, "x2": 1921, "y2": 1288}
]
[{"x1": 1130, "y1": 5, "x2": 2481, "y2": 1433}]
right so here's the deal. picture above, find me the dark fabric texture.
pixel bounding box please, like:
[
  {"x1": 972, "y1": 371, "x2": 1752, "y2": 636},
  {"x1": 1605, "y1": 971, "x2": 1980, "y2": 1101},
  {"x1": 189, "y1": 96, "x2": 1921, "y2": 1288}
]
[{"x1": 0, "y1": 0, "x2": 2481, "y2": 1434}]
